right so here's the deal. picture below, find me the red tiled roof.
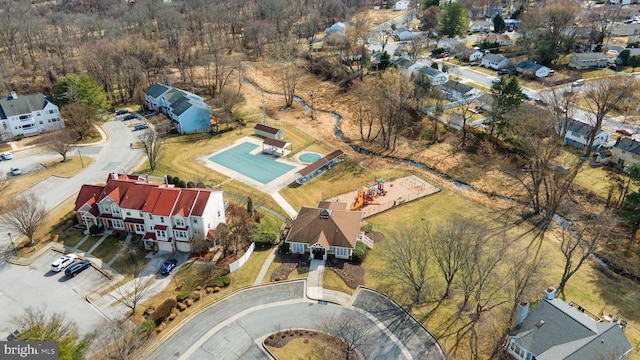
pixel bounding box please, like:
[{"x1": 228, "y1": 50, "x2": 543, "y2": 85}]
[
  {"x1": 154, "y1": 224, "x2": 168, "y2": 230},
  {"x1": 142, "y1": 232, "x2": 156, "y2": 240},
  {"x1": 104, "y1": 173, "x2": 142, "y2": 183},
  {"x1": 142, "y1": 187, "x2": 180, "y2": 215},
  {"x1": 172, "y1": 190, "x2": 199, "y2": 217},
  {"x1": 120, "y1": 182, "x2": 160, "y2": 210},
  {"x1": 74, "y1": 185, "x2": 104, "y2": 211},
  {"x1": 123, "y1": 218, "x2": 145, "y2": 224},
  {"x1": 190, "y1": 190, "x2": 212, "y2": 217}
]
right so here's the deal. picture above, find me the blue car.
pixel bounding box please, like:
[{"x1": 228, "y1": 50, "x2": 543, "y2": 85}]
[{"x1": 161, "y1": 259, "x2": 178, "y2": 275}]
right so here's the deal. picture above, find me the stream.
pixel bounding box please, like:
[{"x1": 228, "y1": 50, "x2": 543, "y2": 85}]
[{"x1": 265, "y1": 84, "x2": 632, "y2": 281}]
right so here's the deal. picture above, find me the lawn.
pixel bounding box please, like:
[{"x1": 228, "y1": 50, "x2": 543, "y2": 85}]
[
  {"x1": 75, "y1": 126, "x2": 103, "y2": 145},
  {"x1": 289, "y1": 266, "x2": 309, "y2": 279},
  {"x1": 77, "y1": 235, "x2": 102, "y2": 253},
  {"x1": 267, "y1": 338, "x2": 341, "y2": 360},
  {"x1": 280, "y1": 159, "x2": 408, "y2": 211},
  {"x1": 91, "y1": 235, "x2": 124, "y2": 263},
  {"x1": 323, "y1": 269, "x2": 353, "y2": 295}
]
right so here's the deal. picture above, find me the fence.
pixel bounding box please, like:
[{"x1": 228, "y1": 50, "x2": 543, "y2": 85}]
[
  {"x1": 229, "y1": 242, "x2": 255, "y2": 273},
  {"x1": 359, "y1": 189, "x2": 439, "y2": 218}
]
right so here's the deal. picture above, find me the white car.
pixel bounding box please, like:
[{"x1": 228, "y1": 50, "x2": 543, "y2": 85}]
[
  {"x1": 51, "y1": 254, "x2": 78, "y2": 272},
  {"x1": 1, "y1": 152, "x2": 12, "y2": 160},
  {"x1": 10, "y1": 167, "x2": 21, "y2": 176}
]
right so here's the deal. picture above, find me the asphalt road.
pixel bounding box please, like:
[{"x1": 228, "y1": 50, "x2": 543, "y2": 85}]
[
  {"x1": 0, "y1": 120, "x2": 143, "y2": 250},
  {"x1": 145, "y1": 282, "x2": 446, "y2": 360},
  {"x1": 0, "y1": 250, "x2": 109, "y2": 338}
]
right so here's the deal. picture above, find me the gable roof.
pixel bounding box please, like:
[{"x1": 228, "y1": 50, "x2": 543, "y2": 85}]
[
  {"x1": 572, "y1": 52, "x2": 608, "y2": 61},
  {"x1": 0, "y1": 93, "x2": 50, "y2": 119},
  {"x1": 614, "y1": 137, "x2": 640, "y2": 155},
  {"x1": 144, "y1": 83, "x2": 170, "y2": 98},
  {"x1": 74, "y1": 185, "x2": 104, "y2": 216},
  {"x1": 396, "y1": 58, "x2": 417, "y2": 69},
  {"x1": 482, "y1": 53, "x2": 508, "y2": 63},
  {"x1": 263, "y1": 137, "x2": 289, "y2": 149},
  {"x1": 420, "y1": 66, "x2": 445, "y2": 77},
  {"x1": 286, "y1": 206, "x2": 362, "y2": 248},
  {"x1": 567, "y1": 120, "x2": 596, "y2": 138},
  {"x1": 517, "y1": 62, "x2": 546, "y2": 71},
  {"x1": 512, "y1": 298, "x2": 631, "y2": 360},
  {"x1": 297, "y1": 150, "x2": 344, "y2": 177},
  {"x1": 254, "y1": 123, "x2": 280, "y2": 134},
  {"x1": 441, "y1": 80, "x2": 474, "y2": 94}
]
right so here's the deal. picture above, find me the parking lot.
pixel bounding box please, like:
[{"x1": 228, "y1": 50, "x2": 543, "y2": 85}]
[{"x1": 0, "y1": 250, "x2": 109, "y2": 338}]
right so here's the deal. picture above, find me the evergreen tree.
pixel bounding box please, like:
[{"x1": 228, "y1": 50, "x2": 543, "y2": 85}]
[
  {"x1": 439, "y1": 3, "x2": 469, "y2": 39},
  {"x1": 493, "y1": 14, "x2": 506, "y2": 33}
]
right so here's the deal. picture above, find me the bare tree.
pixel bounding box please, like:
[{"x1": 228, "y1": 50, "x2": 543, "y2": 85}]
[
  {"x1": 385, "y1": 224, "x2": 430, "y2": 304},
  {"x1": 406, "y1": 35, "x2": 427, "y2": 62},
  {"x1": 41, "y1": 130, "x2": 75, "y2": 162},
  {"x1": 60, "y1": 102, "x2": 100, "y2": 141},
  {"x1": 109, "y1": 244, "x2": 149, "y2": 316},
  {"x1": 557, "y1": 210, "x2": 615, "y2": 299},
  {"x1": 0, "y1": 194, "x2": 47, "y2": 246},
  {"x1": 139, "y1": 129, "x2": 162, "y2": 172},
  {"x1": 318, "y1": 312, "x2": 372, "y2": 360},
  {"x1": 548, "y1": 87, "x2": 578, "y2": 139},
  {"x1": 90, "y1": 317, "x2": 151, "y2": 360},
  {"x1": 427, "y1": 218, "x2": 473, "y2": 299},
  {"x1": 279, "y1": 60, "x2": 299, "y2": 108}
]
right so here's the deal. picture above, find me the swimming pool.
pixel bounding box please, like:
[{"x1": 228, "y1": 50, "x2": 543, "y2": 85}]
[
  {"x1": 208, "y1": 142, "x2": 295, "y2": 184},
  {"x1": 299, "y1": 153, "x2": 322, "y2": 163}
]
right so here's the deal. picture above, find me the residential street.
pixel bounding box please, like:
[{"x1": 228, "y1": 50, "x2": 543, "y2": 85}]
[{"x1": 0, "y1": 120, "x2": 144, "y2": 252}]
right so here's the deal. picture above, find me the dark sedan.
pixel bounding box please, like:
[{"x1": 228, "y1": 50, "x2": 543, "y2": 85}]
[
  {"x1": 65, "y1": 260, "x2": 92, "y2": 277},
  {"x1": 161, "y1": 259, "x2": 178, "y2": 275}
]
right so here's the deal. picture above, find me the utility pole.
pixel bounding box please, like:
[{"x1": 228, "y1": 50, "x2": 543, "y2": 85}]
[
  {"x1": 78, "y1": 148, "x2": 84, "y2": 168},
  {"x1": 310, "y1": 91, "x2": 315, "y2": 121},
  {"x1": 262, "y1": 93, "x2": 267, "y2": 125}
]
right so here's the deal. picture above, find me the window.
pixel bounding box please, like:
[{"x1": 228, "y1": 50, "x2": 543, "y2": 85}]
[
  {"x1": 156, "y1": 230, "x2": 167, "y2": 238},
  {"x1": 160, "y1": 217, "x2": 164, "y2": 223},
  {"x1": 218, "y1": 211, "x2": 221, "y2": 217},
  {"x1": 139, "y1": 211, "x2": 143, "y2": 217},
  {"x1": 175, "y1": 218, "x2": 184, "y2": 227},
  {"x1": 174, "y1": 231, "x2": 187, "y2": 239},
  {"x1": 292, "y1": 243, "x2": 305, "y2": 253},
  {"x1": 113, "y1": 207, "x2": 120, "y2": 215},
  {"x1": 112, "y1": 220, "x2": 124, "y2": 229},
  {"x1": 336, "y1": 247, "x2": 348, "y2": 258},
  {"x1": 47, "y1": 119, "x2": 51, "y2": 123},
  {"x1": 49, "y1": 109, "x2": 55, "y2": 114},
  {"x1": 103, "y1": 206, "x2": 110, "y2": 213},
  {"x1": 149, "y1": 214, "x2": 152, "y2": 219},
  {"x1": 193, "y1": 219, "x2": 198, "y2": 224},
  {"x1": 135, "y1": 224, "x2": 144, "y2": 233},
  {"x1": 36, "y1": 112, "x2": 41, "y2": 116},
  {"x1": 126, "y1": 211, "x2": 131, "y2": 216},
  {"x1": 39, "y1": 121, "x2": 43, "y2": 125}
]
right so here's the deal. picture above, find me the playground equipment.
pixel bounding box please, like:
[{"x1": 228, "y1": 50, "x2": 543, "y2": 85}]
[{"x1": 350, "y1": 178, "x2": 386, "y2": 211}]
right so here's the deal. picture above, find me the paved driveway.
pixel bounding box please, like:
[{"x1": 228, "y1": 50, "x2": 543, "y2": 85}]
[{"x1": 0, "y1": 250, "x2": 109, "y2": 338}]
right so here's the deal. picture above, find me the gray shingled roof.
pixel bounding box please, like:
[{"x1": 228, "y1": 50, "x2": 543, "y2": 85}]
[
  {"x1": 614, "y1": 137, "x2": 640, "y2": 156},
  {"x1": 572, "y1": 52, "x2": 608, "y2": 60},
  {"x1": 482, "y1": 53, "x2": 507, "y2": 63},
  {"x1": 420, "y1": 66, "x2": 443, "y2": 77},
  {"x1": 396, "y1": 58, "x2": 416, "y2": 69},
  {"x1": 567, "y1": 120, "x2": 595, "y2": 138},
  {"x1": 171, "y1": 96, "x2": 194, "y2": 116},
  {"x1": 144, "y1": 83, "x2": 170, "y2": 98},
  {"x1": 517, "y1": 61, "x2": 544, "y2": 71},
  {"x1": 0, "y1": 93, "x2": 49, "y2": 119},
  {"x1": 441, "y1": 80, "x2": 474, "y2": 94},
  {"x1": 512, "y1": 298, "x2": 631, "y2": 360}
]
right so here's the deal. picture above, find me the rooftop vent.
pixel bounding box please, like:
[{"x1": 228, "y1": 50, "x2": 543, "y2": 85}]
[{"x1": 535, "y1": 320, "x2": 545, "y2": 328}]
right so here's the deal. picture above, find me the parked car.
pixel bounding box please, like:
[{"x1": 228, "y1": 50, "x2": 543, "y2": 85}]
[
  {"x1": 65, "y1": 260, "x2": 91, "y2": 277},
  {"x1": 115, "y1": 109, "x2": 129, "y2": 115},
  {"x1": 497, "y1": 69, "x2": 510, "y2": 75},
  {"x1": 435, "y1": 52, "x2": 448, "y2": 59},
  {"x1": 10, "y1": 167, "x2": 21, "y2": 176},
  {"x1": 134, "y1": 124, "x2": 148, "y2": 131},
  {"x1": 6, "y1": 329, "x2": 20, "y2": 341},
  {"x1": 51, "y1": 254, "x2": 78, "y2": 272},
  {"x1": 123, "y1": 114, "x2": 137, "y2": 121},
  {"x1": 161, "y1": 259, "x2": 178, "y2": 275},
  {"x1": 616, "y1": 129, "x2": 634, "y2": 136},
  {"x1": 521, "y1": 93, "x2": 532, "y2": 101},
  {"x1": 1, "y1": 152, "x2": 12, "y2": 160}
]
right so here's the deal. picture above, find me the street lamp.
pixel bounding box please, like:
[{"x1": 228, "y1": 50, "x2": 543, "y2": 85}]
[
  {"x1": 8, "y1": 232, "x2": 16, "y2": 255},
  {"x1": 77, "y1": 148, "x2": 84, "y2": 168}
]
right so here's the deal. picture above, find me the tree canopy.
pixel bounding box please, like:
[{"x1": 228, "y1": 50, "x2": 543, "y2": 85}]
[
  {"x1": 53, "y1": 74, "x2": 109, "y2": 110},
  {"x1": 493, "y1": 14, "x2": 506, "y2": 33},
  {"x1": 439, "y1": 3, "x2": 468, "y2": 39}
]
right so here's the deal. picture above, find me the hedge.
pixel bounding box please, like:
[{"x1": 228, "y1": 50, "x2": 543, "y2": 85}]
[
  {"x1": 140, "y1": 318, "x2": 155, "y2": 333},
  {"x1": 353, "y1": 242, "x2": 367, "y2": 262},
  {"x1": 176, "y1": 293, "x2": 190, "y2": 302},
  {"x1": 151, "y1": 298, "x2": 178, "y2": 325},
  {"x1": 208, "y1": 275, "x2": 231, "y2": 288}
]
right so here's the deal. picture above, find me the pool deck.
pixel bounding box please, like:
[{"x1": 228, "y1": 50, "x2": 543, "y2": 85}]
[{"x1": 199, "y1": 136, "x2": 308, "y2": 195}]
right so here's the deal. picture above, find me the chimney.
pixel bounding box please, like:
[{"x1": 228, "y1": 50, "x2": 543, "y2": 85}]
[
  {"x1": 164, "y1": 175, "x2": 168, "y2": 186},
  {"x1": 515, "y1": 302, "x2": 529, "y2": 327},
  {"x1": 10, "y1": 91, "x2": 17, "y2": 100},
  {"x1": 111, "y1": 172, "x2": 118, "y2": 180},
  {"x1": 543, "y1": 287, "x2": 557, "y2": 301}
]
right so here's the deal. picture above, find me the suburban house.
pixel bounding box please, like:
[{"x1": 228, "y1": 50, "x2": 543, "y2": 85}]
[
  {"x1": 469, "y1": 20, "x2": 492, "y2": 32},
  {"x1": 144, "y1": 83, "x2": 212, "y2": 134},
  {"x1": 0, "y1": 92, "x2": 64, "y2": 140},
  {"x1": 506, "y1": 287, "x2": 632, "y2": 360},
  {"x1": 296, "y1": 150, "x2": 344, "y2": 185},
  {"x1": 254, "y1": 123, "x2": 284, "y2": 140},
  {"x1": 393, "y1": 0, "x2": 409, "y2": 11},
  {"x1": 74, "y1": 173, "x2": 226, "y2": 253},
  {"x1": 341, "y1": 47, "x2": 363, "y2": 62},
  {"x1": 325, "y1": 22, "x2": 346, "y2": 43},
  {"x1": 516, "y1": 62, "x2": 551, "y2": 78},
  {"x1": 564, "y1": 119, "x2": 610, "y2": 150},
  {"x1": 611, "y1": 23, "x2": 640, "y2": 36},
  {"x1": 465, "y1": 48, "x2": 484, "y2": 62},
  {"x1": 481, "y1": 53, "x2": 510, "y2": 70},
  {"x1": 396, "y1": 28, "x2": 421, "y2": 41},
  {"x1": 475, "y1": 93, "x2": 495, "y2": 111},
  {"x1": 482, "y1": 34, "x2": 513, "y2": 46},
  {"x1": 612, "y1": 137, "x2": 640, "y2": 169},
  {"x1": 395, "y1": 58, "x2": 422, "y2": 75},
  {"x1": 439, "y1": 80, "x2": 480, "y2": 101},
  {"x1": 569, "y1": 53, "x2": 609, "y2": 70},
  {"x1": 284, "y1": 201, "x2": 372, "y2": 261},
  {"x1": 418, "y1": 66, "x2": 449, "y2": 86}
]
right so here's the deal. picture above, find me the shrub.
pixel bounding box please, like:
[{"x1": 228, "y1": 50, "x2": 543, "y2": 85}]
[
  {"x1": 176, "y1": 293, "x2": 190, "y2": 302},
  {"x1": 177, "y1": 303, "x2": 187, "y2": 311},
  {"x1": 353, "y1": 242, "x2": 367, "y2": 262},
  {"x1": 206, "y1": 287, "x2": 213, "y2": 293},
  {"x1": 152, "y1": 298, "x2": 177, "y2": 325},
  {"x1": 140, "y1": 318, "x2": 155, "y2": 333},
  {"x1": 89, "y1": 224, "x2": 104, "y2": 235},
  {"x1": 220, "y1": 276, "x2": 230, "y2": 286},
  {"x1": 185, "y1": 298, "x2": 193, "y2": 307},
  {"x1": 213, "y1": 286, "x2": 220, "y2": 293},
  {"x1": 13, "y1": 134, "x2": 24, "y2": 141},
  {"x1": 156, "y1": 323, "x2": 166, "y2": 333},
  {"x1": 192, "y1": 292, "x2": 201, "y2": 301},
  {"x1": 209, "y1": 276, "x2": 230, "y2": 288},
  {"x1": 251, "y1": 230, "x2": 277, "y2": 248},
  {"x1": 278, "y1": 240, "x2": 290, "y2": 253}
]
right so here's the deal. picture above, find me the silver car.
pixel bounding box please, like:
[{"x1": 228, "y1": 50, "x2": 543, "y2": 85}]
[{"x1": 51, "y1": 254, "x2": 78, "y2": 272}]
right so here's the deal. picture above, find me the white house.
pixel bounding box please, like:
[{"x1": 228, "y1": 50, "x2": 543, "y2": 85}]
[
  {"x1": 74, "y1": 173, "x2": 226, "y2": 253},
  {"x1": 506, "y1": 287, "x2": 632, "y2": 360},
  {"x1": 285, "y1": 201, "x2": 371, "y2": 261},
  {"x1": 394, "y1": 0, "x2": 409, "y2": 11},
  {"x1": 468, "y1": 49, "x2": 484, "y2": 62},
  {"x1": 481, "y1": 54, "x2": 510, "y2": 70},
  {"x1": 564, "y1": 119, "x2": 610, "y2": 150},
  {"x1": 396, "y1": 27, "x2": 421, "y2": 41},
  {"x1": 612, "y1": 137, "x2": 640, "y2": 169},
  {"x1": 482, "y1": 34, "x2": 513, "y2": 46},
  {"x1": 439, "y1": 80, "x2": 480, "y2": 101},
  {"x1": 469, "y1": 20, "x2": 492, "y2": 32},
  {"x1": 396, "y1": 58, "x2": 422, "y2": 75},
  {"x1": 254, "y1": 124, "x2": 284, "y2": 140},
  {"x1": 418, "y1": 66, "x2": 449, "y2": 86},
  {"x1": 145, "y1": 83, "x2": 212, "y2": 134},
  {"x1": 0, "y1": 92, "x2": 64, "y2": 140},
  {"x1": 516, "y1": 62, "x2": 551, "y2": 78}
]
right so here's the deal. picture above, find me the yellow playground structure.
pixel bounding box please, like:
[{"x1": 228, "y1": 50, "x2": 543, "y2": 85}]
[{"x1": 350, "y1": 178, "x2": 386, "y2": 211}]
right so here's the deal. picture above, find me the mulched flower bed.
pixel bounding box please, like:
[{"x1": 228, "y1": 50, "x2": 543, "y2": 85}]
[{"x1": 264, "y1": 329, "x2": 360, "y2": 360}]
